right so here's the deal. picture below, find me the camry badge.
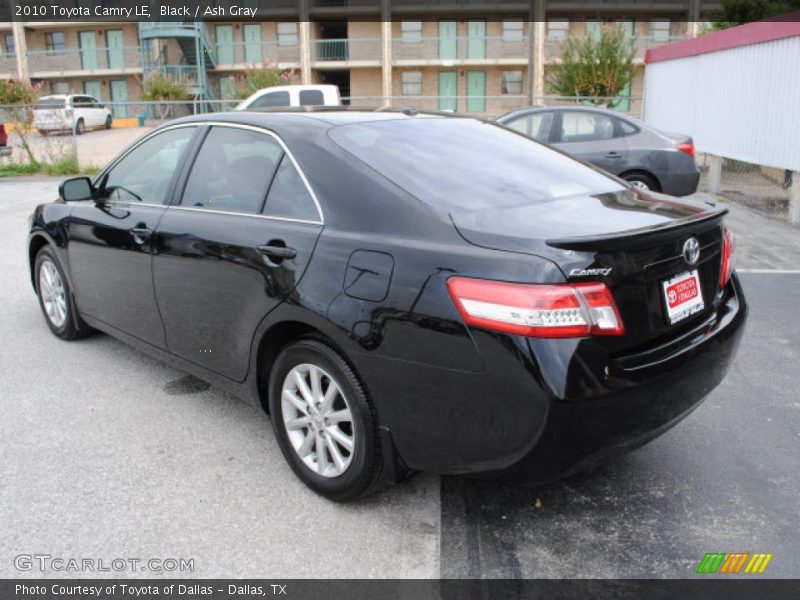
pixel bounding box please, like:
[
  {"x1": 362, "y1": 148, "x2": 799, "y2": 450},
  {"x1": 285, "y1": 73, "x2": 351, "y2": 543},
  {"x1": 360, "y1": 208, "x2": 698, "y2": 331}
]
[{"x1": 682, "y1": 238, "x2": 700, "y2": 266}]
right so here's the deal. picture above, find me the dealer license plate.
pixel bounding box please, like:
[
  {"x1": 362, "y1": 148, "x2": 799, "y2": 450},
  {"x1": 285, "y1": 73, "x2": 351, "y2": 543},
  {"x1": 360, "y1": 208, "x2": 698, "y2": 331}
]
[{"x1": 662, "y1": 270, "x2": 704, "y2": 325}]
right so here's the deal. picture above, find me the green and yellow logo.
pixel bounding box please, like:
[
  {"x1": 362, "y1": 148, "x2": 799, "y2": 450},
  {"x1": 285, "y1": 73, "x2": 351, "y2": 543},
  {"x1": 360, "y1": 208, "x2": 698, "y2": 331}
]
[{"x1": 696, "y1": 552, "x2": 773, "y2": 575}]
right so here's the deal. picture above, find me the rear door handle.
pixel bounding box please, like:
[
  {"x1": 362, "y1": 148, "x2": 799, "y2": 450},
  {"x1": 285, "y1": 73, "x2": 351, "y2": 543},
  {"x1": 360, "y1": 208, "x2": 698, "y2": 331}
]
[
  {"x1": 605, "y1": 151, "x2": 623, "y2": 159},
  {"x1": 130, "y1": 227, "x2": 152, "y2": 244},
  {"x1": 257, "y1": 245, "x2": 297, "y2": 260}
]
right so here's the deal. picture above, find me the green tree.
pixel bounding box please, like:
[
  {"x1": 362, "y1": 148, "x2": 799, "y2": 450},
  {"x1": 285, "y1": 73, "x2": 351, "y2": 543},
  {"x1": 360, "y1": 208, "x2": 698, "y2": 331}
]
[
  {"x1": 548, "y1": 25, "x2": 636, "y2": 108},
  {"x1": 0, "y1": 79, "x2": 43, "y2": 165},
  {"x1": 237, "y1": 65, "x2": 296, "y2": 99},
  {"x1": 141, "y1": 73, "x2": 190, "y2": 120},
  {"x1": 711, "y1": 0, "x2": 800, "y2": 30}
]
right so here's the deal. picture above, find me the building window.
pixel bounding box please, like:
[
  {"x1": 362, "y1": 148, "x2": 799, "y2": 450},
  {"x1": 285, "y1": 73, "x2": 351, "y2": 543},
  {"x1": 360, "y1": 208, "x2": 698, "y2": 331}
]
[
  {"x1": 546, "y1": 20, "x2": 569, "y2": 42},
  {"x1": 502, "y1": 20, "x2": 524, "y2": 42},
  {"x1": 650, "y1": 19, "x2": 671, "y2": 42},
  {"x1": 45, "y1": 32, "x2": 66, "y2": 54},
  {"x1": 501, "y1": 71, "x2": 523, "y2": 95},
  {"x1": 277, "y1": 22, "x2": 298, "y2": 46},
  {"x1": 4, "y1": 34, "x2": 15, "y2": 56},
  {"x1": 401, "y1": 71, "x2": 422, "y2": 95},
  {"x1": 401, "y1": 21, "x2": 422, "y2": 43}
]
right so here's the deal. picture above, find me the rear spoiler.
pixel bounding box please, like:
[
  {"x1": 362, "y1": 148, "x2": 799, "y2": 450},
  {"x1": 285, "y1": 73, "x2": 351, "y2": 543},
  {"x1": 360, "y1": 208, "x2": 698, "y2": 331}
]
[{"x1": 547, "y1": 208, "x2": 727, "y2": 251}]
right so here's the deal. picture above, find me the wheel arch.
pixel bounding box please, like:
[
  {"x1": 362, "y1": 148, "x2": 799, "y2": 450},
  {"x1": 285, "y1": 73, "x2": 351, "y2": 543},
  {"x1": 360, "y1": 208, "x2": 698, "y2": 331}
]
[
  {"x1": 28, "y1": 233, "x2": 51, "y2": 290},
  {"x1": 619, "y1": 169, "x2": 662, "y2": 192}
]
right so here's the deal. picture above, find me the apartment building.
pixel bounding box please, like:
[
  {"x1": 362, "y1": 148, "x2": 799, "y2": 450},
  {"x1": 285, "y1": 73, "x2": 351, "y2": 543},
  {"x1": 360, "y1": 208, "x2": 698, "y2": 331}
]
[{"x1": 0, "y1": 0, "x2": 720, "y2": 117}]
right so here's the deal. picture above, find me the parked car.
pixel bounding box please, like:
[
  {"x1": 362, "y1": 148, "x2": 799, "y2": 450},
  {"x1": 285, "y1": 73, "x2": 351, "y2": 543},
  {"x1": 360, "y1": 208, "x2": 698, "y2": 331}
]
[
  {"x1": 28, "y1": 111, "x2": 745, "y2": 501},
  {"x1": 0, "y1": 122, "x2": 10, "y2": 157},
  {"x1": 33, "y1": 94, "x2": 113, "y2": 135},
  {"x1": 497, "y1": 106, "x2": 700, "y2": 196},
  {"x1": 236, "y1": 85, "x2": 341, "y2": 110}
]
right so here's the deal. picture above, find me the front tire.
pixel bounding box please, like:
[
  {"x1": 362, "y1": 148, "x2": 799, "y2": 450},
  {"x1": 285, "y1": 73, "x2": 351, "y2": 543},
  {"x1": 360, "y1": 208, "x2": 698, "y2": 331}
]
[
  {"x1": 74, "y1": 119, "x2": 85, "y2": 136},
  {"x1": 35, "y1": 246, "x2": 91, "y2": 340},
  {"x1": 105, "y1": 115, "x2": 113, "y2": 129},
  {"x1": 268, "y1": 339, "x2": 384, "y2": 501}
]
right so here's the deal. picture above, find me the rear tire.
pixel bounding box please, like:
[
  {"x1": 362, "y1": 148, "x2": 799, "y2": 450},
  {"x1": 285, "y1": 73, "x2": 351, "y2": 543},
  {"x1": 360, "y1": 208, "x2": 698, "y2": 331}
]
[
  {"x1": 623, "y1": 172, "x2": 660, "y2": 192},
  {"x1": 34, "y1": 246, "x2": 92, "y2": 341},
  {"x1": 105, "y1": 115, "x2": 112, "y2": 129},
  {"x1": 268, "y1": 339, "x2": 384, "y2": 502},
  {"x1": 74, "y1": 119, "x2": 84, "y2": 136}
]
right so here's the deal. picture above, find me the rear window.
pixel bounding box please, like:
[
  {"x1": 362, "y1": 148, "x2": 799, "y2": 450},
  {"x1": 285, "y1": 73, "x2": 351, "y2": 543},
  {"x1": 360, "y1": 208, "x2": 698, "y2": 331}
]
[
  {"x1": 328, "y1": 118, "x2": 624, "y2": 211},
  {"x1": 35, "y1": 98, "x2": 66, "y2": 109},
  {"x1": 299, "y1": 90, "x2": 325, "y2": 106}
]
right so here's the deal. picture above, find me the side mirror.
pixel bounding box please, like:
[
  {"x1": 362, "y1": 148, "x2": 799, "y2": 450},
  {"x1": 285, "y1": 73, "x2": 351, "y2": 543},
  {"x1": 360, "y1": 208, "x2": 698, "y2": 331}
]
[{"x1": 59, "y1": 177, "x2": 94, "y2": 202}]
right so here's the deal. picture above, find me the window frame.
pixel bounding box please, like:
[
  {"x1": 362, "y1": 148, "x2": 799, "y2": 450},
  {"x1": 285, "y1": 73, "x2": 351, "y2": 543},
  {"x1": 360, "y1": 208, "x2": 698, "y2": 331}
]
[
  {"x1": 277, "y1": 22, "x2": 298, "y2": 47},
  {"x1": 400, "y1": 21, "x2": 423, "y2": 44},
  {"x1": 45, "y1": 31, "x2": 66, "y2": 55},
  {"x1": 4, "y1": 34, "x2": 15, "y2": 56},
  {"x1": 554, "y1": 110, "x2": 620, "y2": 144},
  {"x1": 505, "y1": 110, "x2": 556, "y2": 143},
  {"x1": 502, "y1": 19, "x2": 524, "y2": 43},
  {"x1": 546, "y1": 19, "x2": 569, "y2": 42},
  {"x1": 401, "y1": 71, "x2": 422, "y2": 96},
  {"x1": 501, "y1": 70, "x2": 523, "y2": 95}
]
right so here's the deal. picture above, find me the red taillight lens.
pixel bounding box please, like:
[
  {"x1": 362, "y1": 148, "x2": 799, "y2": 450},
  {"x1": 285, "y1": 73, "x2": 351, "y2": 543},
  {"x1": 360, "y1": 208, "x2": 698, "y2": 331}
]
[
  {"x1": 677, "y1": 142, "x2": 695, "y2": 157},
  {"x1": 446, "y1": 277, "x2": 624, "y2": 339},
  {"x1": 719, "y1": 230, "x2": 735, "y2": 289}
]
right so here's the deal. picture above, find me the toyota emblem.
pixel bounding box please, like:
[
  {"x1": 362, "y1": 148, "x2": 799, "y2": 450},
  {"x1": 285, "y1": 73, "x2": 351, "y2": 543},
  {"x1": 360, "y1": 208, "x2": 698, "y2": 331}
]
[{"x1": 682, "y1": 238, "x2": 700, "y2": 266}]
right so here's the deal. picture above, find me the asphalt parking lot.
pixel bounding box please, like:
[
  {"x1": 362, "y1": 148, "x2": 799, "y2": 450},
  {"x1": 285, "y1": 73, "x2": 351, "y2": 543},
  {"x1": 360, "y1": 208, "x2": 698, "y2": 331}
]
[{"x1": 1, "y1": 178, "x2": 798, "y2": 579}]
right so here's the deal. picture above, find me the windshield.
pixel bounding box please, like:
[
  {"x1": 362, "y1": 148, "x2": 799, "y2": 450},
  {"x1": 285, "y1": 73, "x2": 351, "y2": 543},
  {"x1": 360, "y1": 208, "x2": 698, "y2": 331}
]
[
  {"x1": 35, "y1": 98, "x2": 66, "y2": 109},
  {"x1": 328, "y1": 117, "x2": 624, "y2": 212}
]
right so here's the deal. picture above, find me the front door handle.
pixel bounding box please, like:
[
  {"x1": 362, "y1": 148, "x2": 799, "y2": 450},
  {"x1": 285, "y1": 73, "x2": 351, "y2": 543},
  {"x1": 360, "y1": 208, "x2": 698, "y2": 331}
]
[
  {"x1": 605, "y1": 151, "x2": 623, "y2": 159},
  {"x1": 257, "y1": 244, "x2": 297, "y2": 260},
  {"x1": 130, "y1": 227, "x2": 152, "y2": 245}
]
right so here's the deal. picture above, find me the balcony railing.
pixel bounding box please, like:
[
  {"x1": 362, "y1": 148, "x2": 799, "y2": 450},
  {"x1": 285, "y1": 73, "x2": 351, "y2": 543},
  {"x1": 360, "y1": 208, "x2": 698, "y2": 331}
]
[
  {"x1": 0, "y1": 54, "x2": 16, "y2": 75},
  {"x1": 148, "y1": 65, "x2": 200, "y2": 85},
  {"x1": 545, "y1": 35, "x2": 687, "y2": 61},
  {"x1": 393, "y1": 36, "x2": 529, "y2": 62},
  {"x1": 27, "y1": 46, "x2": 143, "y2": 75},
  {"x1": 214, "y1": 41, "x2": 301, "y2": 66},
  {"x1": 313, "y1": 38, "x2": 381, "y2": 62}
]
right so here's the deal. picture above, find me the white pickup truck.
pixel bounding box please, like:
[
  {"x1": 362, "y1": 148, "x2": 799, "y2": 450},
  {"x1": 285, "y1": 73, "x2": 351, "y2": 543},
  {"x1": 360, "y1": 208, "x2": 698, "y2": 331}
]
[{"x1": 236, "y1": 85, "x2": 341, "y2": 110}]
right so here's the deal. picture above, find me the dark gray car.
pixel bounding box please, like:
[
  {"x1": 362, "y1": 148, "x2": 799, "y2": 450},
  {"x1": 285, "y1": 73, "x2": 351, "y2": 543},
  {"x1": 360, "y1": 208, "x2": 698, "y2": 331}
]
[{"x1": 497, "y1": 106, "x2": 700, "y2": 197}]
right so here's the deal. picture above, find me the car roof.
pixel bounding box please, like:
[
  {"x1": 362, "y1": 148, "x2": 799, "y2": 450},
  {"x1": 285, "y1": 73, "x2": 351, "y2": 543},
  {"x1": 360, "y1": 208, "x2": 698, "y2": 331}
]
[{"x1": 499, "y1": 104, "x2": 636, "y2": 121}]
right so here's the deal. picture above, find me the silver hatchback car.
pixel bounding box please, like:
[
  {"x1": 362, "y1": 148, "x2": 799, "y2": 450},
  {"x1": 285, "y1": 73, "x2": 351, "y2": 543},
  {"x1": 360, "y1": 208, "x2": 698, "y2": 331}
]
[{"x1": 497, "y1": 105, "x2": 700, "y2": 197}]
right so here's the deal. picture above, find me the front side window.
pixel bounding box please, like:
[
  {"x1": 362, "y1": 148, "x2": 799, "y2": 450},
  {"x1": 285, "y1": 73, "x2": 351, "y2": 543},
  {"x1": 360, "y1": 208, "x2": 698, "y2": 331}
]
[
  {"x1": 401, "y1": 21, "x2": 422, "y2": 43},
  {"x1": 559, "y1": 111, "x2": 616, "y2": 143},
  {"x1": 501, "y1": 70, "x2": 523, "y2": 95},
  {"x1": 250, "y1": 91, "x2": 291, "y2": 108},
  {"x1": 401, "y1": 71, "x2": 422, "y2": 95},
  {"x1": 181, "y1": 126, "x2": 283, "y2": 214},
  {"x1": 45, "y1": 32, "x2": 66, "y2": 54},
  {"x1": 506, "y1": 111, "x2": 554, "y2": 143},
  {"x1": 101, "y1": 127, "x2": 196, "y2": 204}
]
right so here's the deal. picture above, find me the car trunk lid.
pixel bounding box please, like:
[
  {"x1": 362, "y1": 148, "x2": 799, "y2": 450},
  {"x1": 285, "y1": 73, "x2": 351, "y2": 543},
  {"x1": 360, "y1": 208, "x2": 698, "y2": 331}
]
[{"x1": 450, "y1": 189, "x2": 727, "y2": 350}]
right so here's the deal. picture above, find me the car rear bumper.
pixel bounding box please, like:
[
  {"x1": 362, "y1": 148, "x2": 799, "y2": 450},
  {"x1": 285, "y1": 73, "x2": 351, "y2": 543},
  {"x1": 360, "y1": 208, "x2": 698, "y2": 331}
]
[
  {"x1": 661, "y1": 170, "x2": 701, "y2": 197},
  {"x1": 357, "y1": 273, "x2": 746, "y2": 482}
]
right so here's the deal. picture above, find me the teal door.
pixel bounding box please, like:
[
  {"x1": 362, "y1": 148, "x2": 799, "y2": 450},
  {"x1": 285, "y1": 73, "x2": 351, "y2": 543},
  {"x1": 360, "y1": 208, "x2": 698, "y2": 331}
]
[
  {"x1": 106, "y1": 29, "x2": 124, "y2": 69},
  {"x1": 216, "y1": 25, "x2": 235, "y2": 64},
  {"x1": 83, "y1": 81, "x2": 102, "y2": 101},
  {"x1": 109, "y1": 80, "x2": 128, "y2": 118},
  {"x1": 467, "y1": 20, "x2": 486, "y2": 59},
  {"x1": 243, "y1": 24, "x2": 261, "y2": 64},
  {"x1": 79, "y1": 31, "x2": 98, "y2": 70},
  {"x1": 438, "y1": 21, "x2": 457, "y2": 60},
  {"x1": 466, "y1": 71, "x2": 486, "y2": 113},
  {"x1": 438, "y1": 71, "x2": 457, "y2": 112}
]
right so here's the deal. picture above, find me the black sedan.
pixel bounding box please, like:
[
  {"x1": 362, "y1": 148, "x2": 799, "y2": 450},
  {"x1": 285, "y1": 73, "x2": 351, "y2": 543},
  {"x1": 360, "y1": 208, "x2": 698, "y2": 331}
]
[
  {"x1": 497, "y1": 105, "x2": 700, "y2": 196},
  {"x1": 28, "y1": 110, "x2": 746, "y2": 501}
]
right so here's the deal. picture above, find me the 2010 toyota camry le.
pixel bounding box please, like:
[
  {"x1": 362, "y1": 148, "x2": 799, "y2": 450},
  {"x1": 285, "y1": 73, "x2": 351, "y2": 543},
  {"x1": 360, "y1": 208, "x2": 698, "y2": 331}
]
[{"x1": 27, "y1": 109, "x2": 747, "y2": 502}]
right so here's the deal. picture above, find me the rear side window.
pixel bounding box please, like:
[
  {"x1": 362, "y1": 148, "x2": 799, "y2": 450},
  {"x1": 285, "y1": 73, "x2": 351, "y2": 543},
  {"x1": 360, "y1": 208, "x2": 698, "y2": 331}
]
[
  {"x1": 559, "y1": 111, "x2": 616, "y2": 143},
  {"x1": 181, "y1": 126, "x2": 283, "y2": 214},
  {"x1": 299, "y1": 90, "x2": 325, "y2": 106},
  {"x1": 505, "y1": 111, "x2": 554, "y2": 142},
  {"x1": 617, "y1": 119, "x2": 639, "y2": 136},
  {"x1": 263, "y1": 156, "x2": 319, "y2": 221},
  {"x1": 249, "y1": 91, "x2": 291, "y2": 109},
  {"x1": 329, "y1": 118, "x2": 622, "y2": 211}
]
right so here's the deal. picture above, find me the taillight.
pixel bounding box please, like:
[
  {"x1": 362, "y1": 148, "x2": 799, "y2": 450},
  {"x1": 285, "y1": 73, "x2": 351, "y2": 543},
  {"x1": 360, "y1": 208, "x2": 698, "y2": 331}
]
[
  {"x1": 446, "y1": 277, "x2": 624, "y2": 339},
  {"x1": 719, "y1": 230, "x2": 735, "y2": 289},
  {"x1": 677, "y1": 142, "x2": 695, "y2": 157}
]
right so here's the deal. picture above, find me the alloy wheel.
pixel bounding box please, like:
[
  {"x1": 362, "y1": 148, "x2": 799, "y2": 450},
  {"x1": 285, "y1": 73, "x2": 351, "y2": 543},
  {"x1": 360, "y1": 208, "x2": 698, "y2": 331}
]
[
  {"x1": 629, "y1": 179, "x2": 650, "y2": 191},
  {"x1": 281, "y1": 363, "x2": 355, "y2": 478},
  {"x1": 39, "y1": 259, "x2": 67, "y2": 328}
]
